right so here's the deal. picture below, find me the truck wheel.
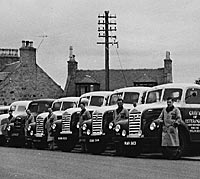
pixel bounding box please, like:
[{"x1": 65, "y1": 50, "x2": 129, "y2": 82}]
[
  {"x1": 123, "y1": 146, "x2": 141, "y2": 157},
  {"x1": 0, "y1": 136, "x2": 6, "y2": 146},
  {"x1": 60, "y1": 138, "x2": 77, "y2": 152},
  {"x1": 25, "y1": 141, "x2": 33, "y2": 148},
  {"x1": 60, "y1": 143, "x2": 74, "y2": 152},
  {"x1": 162, "y1": 130, "x2": 188, "y2": 160},
  {"x1": 86, "y1": 142, "x2": 106, "y2": 154},
  {"x1": 33, "y1": 142, "x2": 46, "y2": 150},
  {"x1": 115, "y1": 142, "x2": 124, "y2": 156}
]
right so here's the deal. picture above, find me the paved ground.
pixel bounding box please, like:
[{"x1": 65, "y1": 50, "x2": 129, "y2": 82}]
[{"x1": 0, "y1": 146, "x2": 200, "y2": 179}]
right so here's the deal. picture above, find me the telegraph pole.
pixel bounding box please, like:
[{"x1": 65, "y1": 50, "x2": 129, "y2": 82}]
[{"x1": 97, "y1": 11, "x2": 117, "y2": 91}]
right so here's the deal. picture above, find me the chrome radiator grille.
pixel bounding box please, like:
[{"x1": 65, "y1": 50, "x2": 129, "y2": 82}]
[
  {"x1": 129, "y1": 112, "x2": 141, "y2": 135},
  {"x1": 62, "y1": 113, "x2": 71, "y2": 132},
  {"x1": 36, "y1": 117, "x2": 44, "y2": 134},
  {"x1": 92, "y1": 113, "x2": 103, "y2": 134}
]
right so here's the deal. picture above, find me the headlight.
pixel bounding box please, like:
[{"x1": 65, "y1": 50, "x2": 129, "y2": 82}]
[
  {"x1": 82, "y1": 123, "x2": 87, "y2": 131},
  {"x1": 86, "y1": 129, "x2": 91, "y2": 135},
  {"x1": 122, "y1": 129, "x2": 127, "y2": 137},
  {"x1": 27, "y1": 125, "x2": 31, "y2": 131},
  {"x1": 7, "y1": 126, "x2": 11, "y2": 131},
  {"x1": 30, "y1": 131, "x2": 34, "y2": 136},
  {"x1": 51, "y1": 123, "x2": 56, "y2": 130},
  {"x1": 115, "y1": 124, "x2": 121, "y2": 133},
  {"x1": 76, "y1": 122, "x2": 80, "y2": 129},
  {"x1": 137, "y1": 130, "x2": 142, "y2": 137},
  {"x1": 150, "y1": 122, "x2": 156, "y2": 131},
  {"x1": 109, "y1": 122, "x2": 113, "y2": 130}
]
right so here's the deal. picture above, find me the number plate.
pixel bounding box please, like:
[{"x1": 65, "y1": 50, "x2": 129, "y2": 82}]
[
  {"x1": 58, "y1": 137, "x2": 68, "y2": 140},
  {"x1": 11, "y1": 133, "x2": 19, "y2": 136},
  {"x1": 124, "y1": 141, "x2": 136, "y2": 146},
  {"x1": 89, "y1": 138, "x2": 100, "y2": 143}
]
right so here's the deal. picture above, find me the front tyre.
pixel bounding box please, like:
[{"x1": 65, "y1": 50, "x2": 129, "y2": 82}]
[
  {"x1": 86, "y1": 142, "x2": 106, "y2": 154},
  {"x1": 59, "y1": 137, "x2": 78, "y2": 152},
  {"x1": 123, "y1": 145, "x2": 141, "y2": 157}
]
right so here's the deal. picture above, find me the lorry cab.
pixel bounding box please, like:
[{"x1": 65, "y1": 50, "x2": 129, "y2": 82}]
[
  {"x1": 5, "y1": 100, "x2": 32, "y2": 146},
  {"x1": 6, "y1": 99, "x2": 55, "y2": 148},
  {"x1": 52, "y1": 91, "x2": 113, "y2": 152},
  {"x1": 80, "y1": 87, "x2": 150, "y2": 154},
  {"x1": 113, "y1": 83, "x2": 200, "y2": 159},
  {"x1": 28, "y1": 97, "x2": 79, "y2": 149}
]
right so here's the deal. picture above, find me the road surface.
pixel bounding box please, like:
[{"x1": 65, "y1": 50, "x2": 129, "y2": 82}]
[{"x1": 0, "y1": 147, "x2": 199, "y2": 179}]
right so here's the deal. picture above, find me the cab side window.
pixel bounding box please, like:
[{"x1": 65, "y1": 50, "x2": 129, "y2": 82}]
[{"x1": 185, "y1": 88, "x2": 200, "y2": 104}]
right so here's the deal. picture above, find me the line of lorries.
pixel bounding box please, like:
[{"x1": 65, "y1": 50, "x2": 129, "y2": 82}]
[{"x1": 1, "y1": 83, "x2": 200, "y2": 159}]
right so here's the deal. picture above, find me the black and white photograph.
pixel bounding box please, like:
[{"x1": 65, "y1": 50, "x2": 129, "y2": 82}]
[{"x1": 0, "y1": 0, "x2": 200, "y2": 178}]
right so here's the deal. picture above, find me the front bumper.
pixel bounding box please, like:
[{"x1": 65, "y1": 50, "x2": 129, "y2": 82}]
[
  {"x1": 54, "y1": 131, "x2": 78, "y2": 142},
  {"x1": 112, "y1": 135, "x2": 144, "y2": 147},
  {"x1": 33, "y1": 133, "x2": 47, "y2": 143},
  {"x1": 80, "y1": 133, "x2": 114, "y2": 144}
]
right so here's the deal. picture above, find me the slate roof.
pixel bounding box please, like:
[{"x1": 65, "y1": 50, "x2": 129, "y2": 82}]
[
  {"x1": 0, "y1": 61, "x2": 20, "y2": 73},
  {"x1": 74, "y1": 68, "x2": 165, "y2": 91},
  {"x1": 76, "y1": 75, "x2": 99, "y2": 84},
  {"x1": 0, "y1": 61, "x2": 20, "y2": 81}
]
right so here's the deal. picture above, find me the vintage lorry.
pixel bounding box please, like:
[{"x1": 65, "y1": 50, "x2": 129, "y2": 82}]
[
  {"x1": 79, "y1": 87, "x2": 150, "y2": 154},
  {"x1": 4, "y1": 100, "x2": 32, "y2": 146},
  {"x1": 29, "y1": 97, "x2": 79, "y2": 149},
  {"x1": 52, "y1": 91, "x2": 113, "y2": 152},
  {"x1": 113, "y1": 83, "x2": 200, "y2": 159},
  {"x1": 6, "y1": 99, "x2": 54, "y2": 147}
]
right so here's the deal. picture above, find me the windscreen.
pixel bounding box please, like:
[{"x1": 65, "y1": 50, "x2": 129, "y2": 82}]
[
  {"x1": 17, "y1": 105, "x2": 26, "y2": 112},
  {"x1": 163, "y1": 88, "x2": 182, "y2": 102},
  {"x1": 90, "y1": 96, "x2": 105, "y2": 106},
  {"x1": 109, "y1": 92, "x2": 123, "y2": 105},
  {"x1": 52, "y1": 102, "x2": 62, "y2": 111},
  {"x1": 123, "y1": 92, "x2": 140, "y2": 104},
  {"x1": 185, "y1": 88, "x2": 200, "y2": 104},
  {"x1": 29, "y1": 101, "x2": 53, "y2": 114},
  {"x1": 61, "y1": 102, "x2": 77, "y2": 110},
  {"x1": 146, "y1": 89, "x2": 162, "y2": 104}
]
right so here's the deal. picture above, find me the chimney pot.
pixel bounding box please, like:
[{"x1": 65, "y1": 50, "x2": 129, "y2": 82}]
[
  {"x1": 26, "y1": 41, "x2": 29, "y2": 47},
  {"x1": 166, "y1": 51, "x2": 170, "y2": 59},
  {"x1": 29, "y1": 41, "x2": 33, "y2": 47},
  {"x1": 22, "y1": 40, "x2": 26, "y2": 47}
]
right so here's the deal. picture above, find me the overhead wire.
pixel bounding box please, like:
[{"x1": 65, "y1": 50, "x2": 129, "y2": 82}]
[{"x1": 110, "y1": 31, "x2": 128, "y2": 86}]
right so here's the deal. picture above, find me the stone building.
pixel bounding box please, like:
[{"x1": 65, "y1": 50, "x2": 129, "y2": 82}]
[
  {"x1": 0, "y1": 40, "x2": 64, "y2": 105},
  {"x1": 64, "y1": 46, "x2": 172, "y2": 96}
]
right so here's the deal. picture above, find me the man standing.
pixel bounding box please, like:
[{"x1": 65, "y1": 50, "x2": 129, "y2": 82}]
[
  {"x1": 24, "y1": 109, "x2": 34, "y2": 137},
  {"x1": 79, "y1": 101, "x2": 91, "y2": 152},
  {"x1": 154, "y1": 97, "x2": 183, "y2": 158},
  {"x1": 113, "y1": 97, "x2": 129, "y2": 123},
  {"x1": 45, "y1": 108, "x2": 57, "y2": 150}
]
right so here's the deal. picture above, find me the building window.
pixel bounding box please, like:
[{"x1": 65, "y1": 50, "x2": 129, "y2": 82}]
[{"x1": 90, "y1": 85, "x2": 94, "y2": 91}]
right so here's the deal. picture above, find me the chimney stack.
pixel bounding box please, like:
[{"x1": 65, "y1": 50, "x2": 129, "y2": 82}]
[
  {"x1": 29, "y1": 41, "x2": 33, "y2": 47},
  {"x1": 164, "y1": 51, "x2": 172, "y2": 83},
  {"x1": 20, "y1": 40, "x2": 36, "y2": 65}
]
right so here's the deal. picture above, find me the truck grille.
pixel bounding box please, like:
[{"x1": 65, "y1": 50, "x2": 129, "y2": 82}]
[
  {"x1": 92, "y1": 113, "x2": 103, "y2": 134},
  {"x1": 62, "y1": 113, "x2": 71, "y2": 132},
  {"x1": 129, "y1": 112, "x2": 141, "y2": 135},
  {"x1": 36, "y1": 117, "x2": 44, "y2": 134}
]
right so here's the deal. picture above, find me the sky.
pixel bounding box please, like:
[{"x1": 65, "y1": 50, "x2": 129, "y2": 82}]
[{"x1": 0, "y1": 0, "x2": 200, "y2": 89}]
